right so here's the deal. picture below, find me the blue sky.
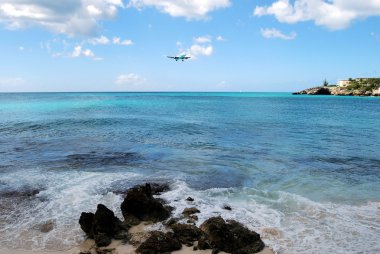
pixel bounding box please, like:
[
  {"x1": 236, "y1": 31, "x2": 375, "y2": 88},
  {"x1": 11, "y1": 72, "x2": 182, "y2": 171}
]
[{"x1": 0, "y1": 0, "x2": 379, "y2": 92}]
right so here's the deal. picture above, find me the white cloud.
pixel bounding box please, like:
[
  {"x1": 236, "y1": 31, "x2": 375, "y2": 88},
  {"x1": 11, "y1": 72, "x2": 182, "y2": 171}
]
[
  {"x1": 89, "y1": 35, "x2": 110, "y2": 45},
  {"x1": 113, "y1": 37, "x2": 133, "y2": 45},
  {"x1": 89, "y1": 35, "x2": 133, "y2": 45},
  {"x1": 188, "y1": 44, "x2": 213, "y2": 58},
  {"x1": 261, "y1": 28, "x2": 296, "y2": 40},
  {"x1": 18, "y1": 46, "x2": 24, "y2": 51},
  {"x1": 115, "y1": 73, "x2": 146, "y2": 85},
  {"x1": 254, "y1": 0, "x2": 380, "y2": 30},
  {"x1": 0, "y1": 0, "x2": 125, "y2": 36},
  {"x1": 128, "y1": 0, "x2": 231, "y2": 19},
  {"x1": 71, "y1": 45, "x2": 96, "y2": 58},
  {"x1": 194, "y1": 36, "x2": 212, "y2": 44}
]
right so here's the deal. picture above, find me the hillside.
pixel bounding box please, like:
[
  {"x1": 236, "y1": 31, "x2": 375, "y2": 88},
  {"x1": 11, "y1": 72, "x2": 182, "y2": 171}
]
[{"x1": 293, "y1": 78, "x2": 380, "y2": 96}]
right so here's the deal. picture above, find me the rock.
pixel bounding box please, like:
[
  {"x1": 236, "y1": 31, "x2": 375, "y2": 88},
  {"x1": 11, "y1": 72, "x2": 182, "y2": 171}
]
[
  {"x1": 293, "y1": 86, "x2": 331, "y2": 95},
  {"x1": 120, "y1": 183, "x2": 171, "y2": 222},
  {"x1": 123, "y1": 214, "x2": 141, "y2": 227},
  {"x1": 222, "y1": 205, "x2": 232, "y2": 211},
  {"x1": 189, "y1": 215, "x2": 198, "y2": 221},
  {"x1": 149, "y1": 183, "x2": 170, "y2": 195},
  {"x1": 165, "y1": 218, "x2": 179, "y2": 226},
  {"x1": 94, "y1": 232, "x2": 112, "y2": 247},
  {"x1": 187, "y1": 219, "x2": 196, "y2": 224},
  {"x1": 40, "y1": 220, "x2": 55, "y2": 233},
  {"x1": 200, "y1": 217, "x2": 265, "y2": 254},
  {"x1": 93, "y1": 204, "x2": 119, "y2": 236},
  {"x1": 182, "y1": 207, "x2": 200, "y2": 217},
  {"x1": 197, "y1": 235, "x2": 211, "y2": 250},
  {"x1": 79, "y1": 204, "x2": 127, "y2": 247},
  {"x1": 212, "y1": 248, "x2": 219, "y2": 254},
  {"x1": 79, "y1": 212, "x2": 95, "y2": 238},
  {"x1": 136, "y1": 231, "x2": 182, "y2": 254},
  {"x1": 170, "y1": 223, "x2": 202, "y2": 246},
  {"x1": 186, "y1": 197, "x2": 194, "y2": 202}
]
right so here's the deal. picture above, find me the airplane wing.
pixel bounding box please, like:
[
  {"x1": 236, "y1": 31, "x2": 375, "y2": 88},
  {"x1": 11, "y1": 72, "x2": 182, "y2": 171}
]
[
  {"x1": 184, "y1": 56, "x2": 191, "y2": 59},
  {"x1": 167, "y1": 56, "x2": 176, "y2": 59}
]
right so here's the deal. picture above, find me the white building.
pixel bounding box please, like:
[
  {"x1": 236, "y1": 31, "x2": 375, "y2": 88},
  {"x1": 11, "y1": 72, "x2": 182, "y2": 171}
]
[{"x1": 337, "y1": 80, "x2": 351, "y2": 87}]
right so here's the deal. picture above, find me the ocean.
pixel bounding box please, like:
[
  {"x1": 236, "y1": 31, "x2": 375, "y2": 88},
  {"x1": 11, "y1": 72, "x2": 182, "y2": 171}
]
[{"x1": 0, "y1": 92, "x2": 379, "y2": 253}]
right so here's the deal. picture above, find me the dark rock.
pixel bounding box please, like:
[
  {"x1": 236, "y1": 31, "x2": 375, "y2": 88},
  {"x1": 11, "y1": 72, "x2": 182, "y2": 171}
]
[
  {"x1": 182, "y1": 207, "x2": 200, "y2": 217},
  {"x1": 193, "y1": 246, "x2": 198, "y2": 251},
  {"x1": 123, "y1": 213, "x2": 141, "y2": 227},
  {"x1": 94, "y1": 232, "x2": 112, "y2": 247},
  {"x1": 121, "y1": 183, "x2": 171, "y2": 222},
  {"x1": 200, "y1": 217, "x2": 265, "y2": 254},
  {"x1": 79, "y1": 204, "x2": 126, "y2": 247},
  {"x1": 136, "y1": 231, "x2": 182, "y2": 254},
  {"x1": 170, "y1": 223, "x2": 202, "y2": 246},
  {"x1": 149, "y1": 183, "x2": 170, "y2": 195},
  {"x1": 165, "y1": 218, "x2": 179, "y2": 226},
  {"x1": 186, "y1": 197, "x2": 194, "y2": 202},
  {"x1": 222, "y1": 205, "x2": 232, "y2": 211},
  {"x1": 212, "y1": 248, "x2": 219, "y2": 254},
  {"x1": 189, "y1": 215, "x2": 198, "y2": 221},
  {"x1": 197, "y1": 235, "x2": 211, "y2": 250},
  {"x1": 79, "y1": 212, "x2": 95, "y2": 237},
  {"x1": 93, "y1": 204, "x2": 119, "y2": 236}
]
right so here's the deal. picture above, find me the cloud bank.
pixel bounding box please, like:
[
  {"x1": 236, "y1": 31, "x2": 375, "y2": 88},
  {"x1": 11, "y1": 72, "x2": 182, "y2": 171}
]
[
  {"x1": 0, "y1": 0, "x2": 125, "y2": 36},
  {"x1": 128, "y1": 0, "x2": 231, "y2": 19},
  {"x1": 254, "y1": 0, "x2": 380, "y2": 30}
]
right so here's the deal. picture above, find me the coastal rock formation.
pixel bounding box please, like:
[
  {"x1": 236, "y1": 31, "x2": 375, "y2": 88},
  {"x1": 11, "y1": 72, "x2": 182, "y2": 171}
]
[
  {"x1": 200, "y1": 217, "x2": 265, "y2": 254},
  {"x1": 170, "y1": 223, "x2": 202, "y2": 246},
  {"x1": 79, "y1": 183, "x2": 268, "y2": 253},
  {"x1": 294, "y1": 79, "x2": 380, "y2": 96},
  {"x1": 79, "y1": 204, "x2": 127, "y2": 247},
  {"x1": 136, "y1": 231, "x2": 182, "y2": 254},
  {"x1": 120, "y1": 183, "x2": 172, "y2": 223},
  {"x1": 293, "y1": 87, "x2": 331, "y2": 95}
]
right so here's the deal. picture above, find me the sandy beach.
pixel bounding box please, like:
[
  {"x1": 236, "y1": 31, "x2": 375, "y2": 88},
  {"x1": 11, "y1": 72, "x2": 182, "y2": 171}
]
[{"x1": 0, "y1": 223, "x2": 275, "y2": 254}]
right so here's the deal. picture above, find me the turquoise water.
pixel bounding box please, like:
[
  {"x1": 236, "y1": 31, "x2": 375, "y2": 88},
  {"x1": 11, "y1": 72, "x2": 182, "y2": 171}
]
[{"x1": 0, "y1": 93, "x2": 379, "y2": 253}]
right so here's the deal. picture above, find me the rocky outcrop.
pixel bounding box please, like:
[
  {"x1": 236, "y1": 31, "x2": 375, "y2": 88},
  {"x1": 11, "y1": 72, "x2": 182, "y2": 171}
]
[
  {"x1": 120, "y1": 183, "x2": 172, "y2": 223},
  {"x1": 136, "y1": 231, "x2": 182, "y2": 254},
  {"x1": 170, "y1": 223, "x2": 202, "y2": 246},
  {"x1": 79, "y1": 204, "x2": 127, "y2": 247},
  {"x1": 293, "y1": 87, "x2": 331, "y2": 95},
  {"x1": 199, "y1": 217, "x2": 265, "y2": 254},
  {"x1": 294, "y1": 85, "x2": 380, "y2": 96},
  {"x1": 79, "y1": 183, "x2": 268, "y2": 253}
]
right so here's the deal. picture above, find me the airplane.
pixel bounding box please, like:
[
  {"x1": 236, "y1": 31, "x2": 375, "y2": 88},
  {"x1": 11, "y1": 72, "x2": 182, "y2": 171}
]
[{"x1": 167, "y1": 53, "x2": 191, "y2": 61}]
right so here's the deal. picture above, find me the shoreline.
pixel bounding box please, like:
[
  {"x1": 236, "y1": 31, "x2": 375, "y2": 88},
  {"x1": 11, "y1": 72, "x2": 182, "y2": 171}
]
[{"x1": 0, "y1": 223, "x2": 275, "y2": 254}]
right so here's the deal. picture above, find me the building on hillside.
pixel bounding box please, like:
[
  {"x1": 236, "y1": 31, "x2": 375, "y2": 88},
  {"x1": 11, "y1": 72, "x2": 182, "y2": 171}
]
[{"x1": 337, "y1": 80, "x2": 351, "y2": 87}]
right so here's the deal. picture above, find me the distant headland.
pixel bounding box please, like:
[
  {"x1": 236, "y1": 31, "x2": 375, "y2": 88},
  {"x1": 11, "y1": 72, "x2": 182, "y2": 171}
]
[{"x1": 293, "y1": 78, "x2": 380, "y2": 96}]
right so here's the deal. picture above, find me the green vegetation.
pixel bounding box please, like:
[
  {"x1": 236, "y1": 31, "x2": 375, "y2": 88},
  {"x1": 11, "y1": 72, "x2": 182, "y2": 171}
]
[{"x1": 346, "y1": 78, "x2": 380, "y2": 92}]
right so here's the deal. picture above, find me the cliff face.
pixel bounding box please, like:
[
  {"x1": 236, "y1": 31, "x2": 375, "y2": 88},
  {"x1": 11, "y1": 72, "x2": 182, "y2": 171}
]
[{"x1": 293, "y1": 86, "x2": 380, "y2": 96}]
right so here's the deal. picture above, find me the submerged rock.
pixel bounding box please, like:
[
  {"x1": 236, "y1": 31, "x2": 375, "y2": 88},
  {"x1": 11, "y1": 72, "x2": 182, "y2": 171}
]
[
  {"x1": 182, "y1": 207, "x2": 200, "y2": 217},
  {"x1": 40, "y1": 220, "x2": 55, "y2": 233},
  {"x1": 136, "y1": 231, "x2": 182, "y2": 254},
  {"x1": 120, "y1": 183, "x2": 171, "y2": 222},
  {"x1": 200, "y1": 217, "x2": 265, "y2": 254}
]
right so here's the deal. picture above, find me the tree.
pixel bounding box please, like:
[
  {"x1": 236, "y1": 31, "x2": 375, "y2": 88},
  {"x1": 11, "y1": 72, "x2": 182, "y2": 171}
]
[{"x1": 323, "y1": 79, "x2": 329, "y2": 86}]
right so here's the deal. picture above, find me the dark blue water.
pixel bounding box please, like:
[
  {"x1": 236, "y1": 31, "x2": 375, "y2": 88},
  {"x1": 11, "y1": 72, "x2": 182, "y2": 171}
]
[{"x1": 0, "y1": 93, "x2": 379, "y2": 253}]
